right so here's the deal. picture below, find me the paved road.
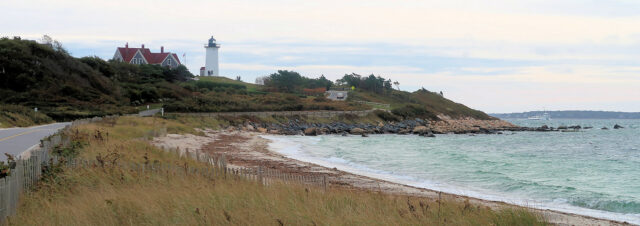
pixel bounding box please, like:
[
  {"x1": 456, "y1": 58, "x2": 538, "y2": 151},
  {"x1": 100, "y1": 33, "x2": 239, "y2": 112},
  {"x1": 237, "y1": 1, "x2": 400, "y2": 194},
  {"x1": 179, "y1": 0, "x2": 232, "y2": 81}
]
[
  {"x1": 325, "y1": 90, "x2": 349, "y2": 101},
  {"x1": 139, "y1": 108, "x2": 161, "y2": 117},
  {"x1": 0, "y1": 122, "x2": 70, "y2": 161}
]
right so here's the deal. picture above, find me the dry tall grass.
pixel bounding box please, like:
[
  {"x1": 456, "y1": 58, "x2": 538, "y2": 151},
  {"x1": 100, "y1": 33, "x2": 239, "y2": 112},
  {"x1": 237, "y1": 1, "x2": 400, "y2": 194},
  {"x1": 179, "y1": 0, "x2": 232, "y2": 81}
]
[{"x1": 8, "y1": 116, "x2": 547, "y2": 225}]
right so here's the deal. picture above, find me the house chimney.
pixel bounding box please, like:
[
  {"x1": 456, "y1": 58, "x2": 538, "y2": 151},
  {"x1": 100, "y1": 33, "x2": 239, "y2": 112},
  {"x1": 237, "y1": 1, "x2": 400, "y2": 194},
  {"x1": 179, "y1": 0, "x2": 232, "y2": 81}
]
[
  {"x1": 125, "y1": 42, "x2": 128, "y2": 49},
  {"x1": 161, "y1": 46, "x2": 164, "y2": 53},
  {"x1": 141, "y1": 44, "x2": 145, "y2": 49}
]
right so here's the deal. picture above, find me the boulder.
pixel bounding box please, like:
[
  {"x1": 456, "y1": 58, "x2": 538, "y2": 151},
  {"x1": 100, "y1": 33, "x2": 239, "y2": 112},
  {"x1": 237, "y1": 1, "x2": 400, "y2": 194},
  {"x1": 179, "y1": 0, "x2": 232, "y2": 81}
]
[
  {"x1": 304, "y1": 127, "x2": 317, "y2": 136},
  {"x1": 245, "y1": 124, "x2": 255, "y2": 131},
  {"x1": 256, "y1": 127, "x2": 268, "y2": 133},
  {"x1": 425, "y1": 131, "x2": 436, "y2": 137},
  {"x1": 614, "y1": 124, "x2": 624, "y2": 129},
  {"x1": 601, "y1": 127, "x2": 608, "y2": 130},
  {"x1": 350, "y1": 128, "x2": 366, "y2": 135},
  {"x1": 540, "y1": 125, "x2": 549, "y2": 130},
  {"x1": 268, "y1": 129, "x2": 280, "y2": 134},
  {"x1": 361, "y1": 133, "x2": 369, "y2": 137},
  {"x1": 341, "y1": 132, "x2": 349, "y2": 136},
  {"x1": 412, "y1": 126, "x2": 429, "y2": 134},
  {"x1": 557, "y1": 126, "x2": 568, "y2": 130},
  {"x1": 398, "y1": 129, "x2": 411, "y2": 135}
]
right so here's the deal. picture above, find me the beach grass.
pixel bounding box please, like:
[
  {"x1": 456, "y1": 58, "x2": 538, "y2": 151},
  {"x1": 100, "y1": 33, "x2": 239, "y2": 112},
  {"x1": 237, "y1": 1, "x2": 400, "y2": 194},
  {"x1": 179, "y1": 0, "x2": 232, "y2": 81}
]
[{"x1": 8, "y1": 116, "x2": 547, "y2": 225}]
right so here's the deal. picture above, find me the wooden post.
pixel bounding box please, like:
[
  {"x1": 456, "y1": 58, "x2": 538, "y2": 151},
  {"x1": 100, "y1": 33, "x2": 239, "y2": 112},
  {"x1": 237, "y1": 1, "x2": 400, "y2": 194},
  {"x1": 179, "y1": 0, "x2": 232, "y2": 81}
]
[{"x1": 323, "y1": 175, "x2": 327, "y2": 191}]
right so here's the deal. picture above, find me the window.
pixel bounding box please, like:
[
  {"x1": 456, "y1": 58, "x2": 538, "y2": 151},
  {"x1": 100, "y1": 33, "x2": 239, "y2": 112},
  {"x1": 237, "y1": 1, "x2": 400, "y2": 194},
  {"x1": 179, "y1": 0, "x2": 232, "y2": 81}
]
[{"x1": 167, "y1": 58, "x2": 171, "y2": 66}]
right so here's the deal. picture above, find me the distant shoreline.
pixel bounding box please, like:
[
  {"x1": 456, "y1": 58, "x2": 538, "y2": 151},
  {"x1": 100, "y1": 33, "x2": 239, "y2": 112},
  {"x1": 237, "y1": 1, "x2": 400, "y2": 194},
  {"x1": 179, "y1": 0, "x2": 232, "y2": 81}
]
[{"x1": 491, "y1": 111, "x2": 640, "y2": 119}]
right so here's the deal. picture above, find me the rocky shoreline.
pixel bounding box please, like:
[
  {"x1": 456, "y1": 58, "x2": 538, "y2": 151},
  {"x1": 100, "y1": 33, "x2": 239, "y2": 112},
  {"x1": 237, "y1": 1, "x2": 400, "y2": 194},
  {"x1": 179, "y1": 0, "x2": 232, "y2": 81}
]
[{"x1": 233, "y1": 118, "x2": 628, "y2": 136}]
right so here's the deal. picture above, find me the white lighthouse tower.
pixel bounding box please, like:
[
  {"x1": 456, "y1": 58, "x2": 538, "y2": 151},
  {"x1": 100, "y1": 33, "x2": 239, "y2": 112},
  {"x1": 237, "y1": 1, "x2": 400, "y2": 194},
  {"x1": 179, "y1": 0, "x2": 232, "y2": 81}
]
[{"x1": 203, "y1": 36, "x2": 220, "y2": 76}]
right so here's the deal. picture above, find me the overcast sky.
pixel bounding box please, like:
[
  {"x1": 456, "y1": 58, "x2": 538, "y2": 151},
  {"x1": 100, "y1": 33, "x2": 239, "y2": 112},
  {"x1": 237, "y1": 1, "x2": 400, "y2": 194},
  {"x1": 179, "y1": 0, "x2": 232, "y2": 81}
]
[{"x1": 2, "y1": 0, "x2": 639, "y2": 113}]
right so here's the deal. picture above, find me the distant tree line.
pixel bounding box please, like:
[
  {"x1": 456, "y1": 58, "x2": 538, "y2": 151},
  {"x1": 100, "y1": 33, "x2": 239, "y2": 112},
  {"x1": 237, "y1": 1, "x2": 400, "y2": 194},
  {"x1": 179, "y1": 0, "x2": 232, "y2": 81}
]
[
  {"x1": 258, "y1": 71, "x2": 397, "y2": 95},
  {"x1": 259, "y1": 70, "x2": 333, "y2": 93},
  {"x1": 336, "y1": 73, "x2": 393, "y2": 94}
]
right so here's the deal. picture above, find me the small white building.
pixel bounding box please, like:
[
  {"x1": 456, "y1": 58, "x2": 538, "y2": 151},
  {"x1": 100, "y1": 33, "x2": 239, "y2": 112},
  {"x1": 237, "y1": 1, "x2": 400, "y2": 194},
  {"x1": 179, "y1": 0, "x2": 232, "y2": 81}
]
[{"x1": 200, "y1": 36, "x2": 220, "y2": 76}]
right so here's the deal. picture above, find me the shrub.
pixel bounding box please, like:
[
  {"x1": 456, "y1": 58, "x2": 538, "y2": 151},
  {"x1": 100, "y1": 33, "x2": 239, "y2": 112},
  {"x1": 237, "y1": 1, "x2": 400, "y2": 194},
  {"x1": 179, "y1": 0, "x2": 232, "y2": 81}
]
[
  {"x1": 391, "y1": 104, "x2": 438, "y2": 120},
  {"x1": 374, "y1": 110, "x2": 400, "y2": 122}
]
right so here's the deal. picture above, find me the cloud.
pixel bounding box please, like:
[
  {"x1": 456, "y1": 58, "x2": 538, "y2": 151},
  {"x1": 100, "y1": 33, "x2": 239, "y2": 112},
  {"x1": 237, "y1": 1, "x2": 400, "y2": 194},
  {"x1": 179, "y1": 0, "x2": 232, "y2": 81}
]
[{"x1": 3, "y1": 0, "x2": 640, "y2": 112}]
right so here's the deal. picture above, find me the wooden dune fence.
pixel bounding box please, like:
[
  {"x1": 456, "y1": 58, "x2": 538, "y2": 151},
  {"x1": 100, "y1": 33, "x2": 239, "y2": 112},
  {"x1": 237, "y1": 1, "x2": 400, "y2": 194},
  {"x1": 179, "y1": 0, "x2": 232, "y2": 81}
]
[
  {"x1": 0, "y1": 115, "x2": 327, "y2": 223},
  {"x1": 158, "y1": 146, "x2": 329, "y2": 189},
  {"x1": 0, "y1": 116, "x2": 105, "y2": 223}
]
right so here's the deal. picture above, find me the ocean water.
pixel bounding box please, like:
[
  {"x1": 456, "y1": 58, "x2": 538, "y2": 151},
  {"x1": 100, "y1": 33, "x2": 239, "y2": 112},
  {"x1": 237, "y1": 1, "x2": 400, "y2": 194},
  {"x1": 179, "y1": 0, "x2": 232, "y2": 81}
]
[{"x1": 262, "y1": 119, "x2": 640, "y2": 224}]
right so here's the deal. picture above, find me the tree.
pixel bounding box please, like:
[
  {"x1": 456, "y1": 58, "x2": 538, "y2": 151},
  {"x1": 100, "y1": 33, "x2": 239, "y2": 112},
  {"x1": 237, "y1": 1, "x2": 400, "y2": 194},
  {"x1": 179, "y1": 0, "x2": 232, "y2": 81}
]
[
  {"x1": 393, "y1": 81, "x2": 400, "y2": 90},
  {"x1": 236, "y1": 76, "x2": 242, "y2": 81},
  {"x1": 384, "y1": 79, "x2": 392, "y2": 91},
  {"x1": 264, "y1": 70, "x2": 303, "y2": 93}
]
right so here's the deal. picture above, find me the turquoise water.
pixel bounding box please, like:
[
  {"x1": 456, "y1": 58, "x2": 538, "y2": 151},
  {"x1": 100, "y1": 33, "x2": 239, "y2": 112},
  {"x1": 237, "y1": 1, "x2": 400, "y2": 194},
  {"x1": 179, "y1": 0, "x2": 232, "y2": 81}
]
[{"x1": 263, "y1": 119, "x2": 640, "y2": 223}]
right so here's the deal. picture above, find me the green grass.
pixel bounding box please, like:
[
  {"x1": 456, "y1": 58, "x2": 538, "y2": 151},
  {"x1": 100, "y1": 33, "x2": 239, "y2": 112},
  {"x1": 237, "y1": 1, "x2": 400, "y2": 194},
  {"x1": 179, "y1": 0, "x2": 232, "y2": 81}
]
[{"x1": 197, "y1": 76, "x2": 260, "y2": 91}]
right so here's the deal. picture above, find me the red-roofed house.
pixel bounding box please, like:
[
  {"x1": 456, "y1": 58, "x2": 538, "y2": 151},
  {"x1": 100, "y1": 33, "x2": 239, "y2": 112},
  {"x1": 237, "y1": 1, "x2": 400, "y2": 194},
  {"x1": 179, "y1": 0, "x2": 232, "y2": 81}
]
[{"x1": 113, "y1": 43, "x2": 181, "y2": 68}]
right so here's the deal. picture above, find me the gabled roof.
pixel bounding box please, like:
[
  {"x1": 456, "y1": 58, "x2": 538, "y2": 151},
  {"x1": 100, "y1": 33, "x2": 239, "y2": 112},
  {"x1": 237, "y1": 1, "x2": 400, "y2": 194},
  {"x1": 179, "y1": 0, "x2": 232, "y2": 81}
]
[{"x1": 116, "y1": 47, "x2": 181, "y2": 65}]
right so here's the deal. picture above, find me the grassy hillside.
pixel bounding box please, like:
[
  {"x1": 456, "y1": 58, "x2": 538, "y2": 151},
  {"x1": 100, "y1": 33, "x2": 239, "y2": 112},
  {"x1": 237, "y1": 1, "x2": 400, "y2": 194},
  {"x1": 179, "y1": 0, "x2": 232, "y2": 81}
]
[
  {"x1": 348, "y1": 89, "x2": 493, "y2": 120},
  {"x1": 0, "y1": 105, "x2": 53, "y2": 128},
  {"x1": 8, "y1": 117, "x2": 546, "y2": 225},
  {"x1": 1, "y1": 37, "x2": 495, "y2": 127}
]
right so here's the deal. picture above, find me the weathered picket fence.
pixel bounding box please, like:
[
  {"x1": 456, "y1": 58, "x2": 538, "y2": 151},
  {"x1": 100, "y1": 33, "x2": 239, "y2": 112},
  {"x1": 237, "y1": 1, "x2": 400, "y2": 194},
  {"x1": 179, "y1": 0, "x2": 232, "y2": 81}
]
[
  {"x1": 0, "y1": 131, "x2": 69, "y2": 222},
  {"x1": 0, "y1": 116, "x2": 108, "y2": 223},
  {"x1": 0, "y1": 115, "x2": 329, "y2": 223},
  {"x1": 158, "y1": 146, "x2": 329, "y2": 189}
]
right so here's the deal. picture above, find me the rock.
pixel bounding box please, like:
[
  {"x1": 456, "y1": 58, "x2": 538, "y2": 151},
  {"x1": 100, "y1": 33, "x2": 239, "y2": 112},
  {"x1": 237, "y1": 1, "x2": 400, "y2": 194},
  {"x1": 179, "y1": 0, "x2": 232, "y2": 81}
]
[
  {"x1": 557, "y1": 126, "x2": 568, "y2": 130},
  {"x1": 601, "y1": 127, "x2": 608, "y2": 130},
  {"x1": 256, "y1": 127, "x2": 268, "y2": 133},
  {"x1": 226, "y1": 126, "x2": 235, "y2": 131},
  {"x1": 350, "y1": 128, "x2": 365, "y2": 135},
  {"x1": 341, "y1": 132, "x2": 348, "y2": 136},
  {"x1": 583, "y1": 126, "x2": 593, "y2": 129},
  {"x1": 398, "y1": 129, "x2": 411, "y2": 135},
  {"x1": 614, "y1": 124, "x2": 624, "y2": 129},
  {"x1": 361, "y1": 133, "x2": 369, "y2": 137},
  {"x1": 425, "y1": 132, "x2": 436, "y2": 137},
  {"x1": 377, "y1": 122, "x2": 384, "y2": 127},
  {"x1": 304, "y1": 127, "x2": 317, "y2": 136},
  {"x1": 268, "y1": 129, "x2": 280, "y2": 134},
  {"x1": 245, "y1": 124, "x2": 255, "y2": 131},
  {"x1": 412, "y1": 126, "x2": 429, "y2": 134},
  {"x1": 541, "y1": 125, "x2": 549, "y2": 130}
]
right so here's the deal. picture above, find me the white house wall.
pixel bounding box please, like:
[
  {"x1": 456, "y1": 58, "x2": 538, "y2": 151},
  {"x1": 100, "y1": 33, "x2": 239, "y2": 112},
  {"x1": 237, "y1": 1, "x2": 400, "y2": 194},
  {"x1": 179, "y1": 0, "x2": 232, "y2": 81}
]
[{"x1": 113, "y1": 50, "x2": 124, "y2": 61}]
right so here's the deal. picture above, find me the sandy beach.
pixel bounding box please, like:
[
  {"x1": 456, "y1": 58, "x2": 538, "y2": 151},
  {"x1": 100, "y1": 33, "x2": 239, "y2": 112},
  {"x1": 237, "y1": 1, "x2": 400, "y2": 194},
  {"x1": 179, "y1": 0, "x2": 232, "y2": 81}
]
[{"x1": 152, "y1": 129, "x2": 630, "y2": 226}]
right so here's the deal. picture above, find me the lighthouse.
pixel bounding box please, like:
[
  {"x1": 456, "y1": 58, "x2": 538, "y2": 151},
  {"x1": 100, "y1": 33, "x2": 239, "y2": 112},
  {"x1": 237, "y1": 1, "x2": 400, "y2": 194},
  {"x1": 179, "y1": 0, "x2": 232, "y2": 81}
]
[{"x1": 203, "y1": 36, "x2": 220, "y2": 76}]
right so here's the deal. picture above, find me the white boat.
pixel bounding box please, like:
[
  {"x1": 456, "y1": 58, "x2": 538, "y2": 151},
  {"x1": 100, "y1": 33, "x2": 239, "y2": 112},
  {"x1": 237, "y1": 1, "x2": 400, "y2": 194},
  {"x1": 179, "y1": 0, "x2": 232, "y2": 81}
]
[
  {"x1": 527, "y1": 115, "x2": 542, "y2": 120},
  {"x1": 528, "y1": 112, "x2": 551, "y2": 120}
]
